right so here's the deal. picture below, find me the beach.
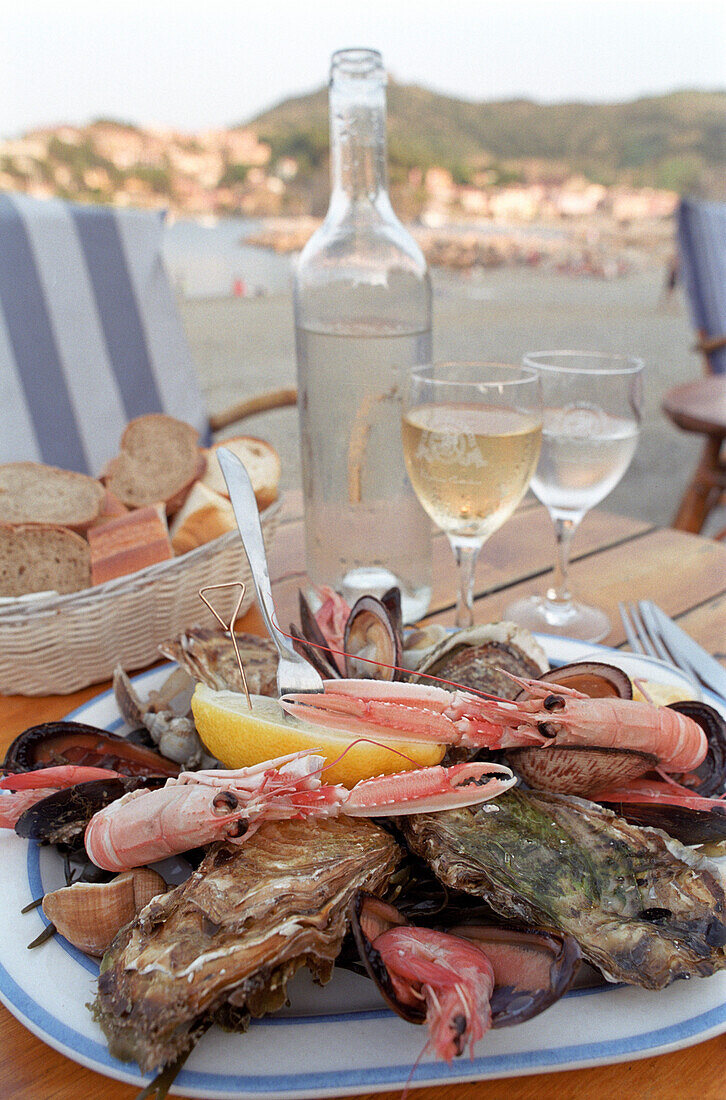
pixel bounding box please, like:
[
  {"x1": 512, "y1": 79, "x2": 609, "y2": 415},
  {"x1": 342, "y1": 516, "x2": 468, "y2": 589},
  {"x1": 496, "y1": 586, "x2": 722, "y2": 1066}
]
[{"x1": 177, "y1": 263, "x2": 721, "y2": 535}]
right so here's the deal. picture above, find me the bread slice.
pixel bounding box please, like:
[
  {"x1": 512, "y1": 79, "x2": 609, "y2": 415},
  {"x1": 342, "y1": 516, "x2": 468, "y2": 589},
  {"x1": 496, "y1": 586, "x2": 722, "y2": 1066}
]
[
  {"x1": 169, "y1": 481, "x2": 237, "y2": 555},
  {"x1": 0, "y1": 523, "x2": 91, "y2": 596},
  {"x1": 104, "y1": 415, "x2": 205, "y2": 515},
  {"x1": 201, "y1": 436, "x2": 280, "y2": 510},
  {"x1": 88, "y1": 503, "x2": 173, "y2": 585},
  {"x1": 0, "y1": 463, "x2": 105, "y2": 532}
]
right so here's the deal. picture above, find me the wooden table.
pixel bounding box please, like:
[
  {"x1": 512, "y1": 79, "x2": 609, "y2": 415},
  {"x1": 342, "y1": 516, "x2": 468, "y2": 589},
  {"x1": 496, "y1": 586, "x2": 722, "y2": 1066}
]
[{"x1": 2, "y1": 500, "x2": 726, "y2": 1100}]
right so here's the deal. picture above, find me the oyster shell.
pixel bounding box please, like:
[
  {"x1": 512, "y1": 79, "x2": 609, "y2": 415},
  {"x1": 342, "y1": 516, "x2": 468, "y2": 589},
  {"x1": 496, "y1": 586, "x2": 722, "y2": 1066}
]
[
  {"x1": 93, "y1": 817, "x2": 400, "y2": 1073},
  {"x1": 414, "y1": 622, "x2": 548, "y2": 697},
  {"x1": 159, "y1": 627, "x2": 278, "y2": 696},
  {"x1": 402, "y1": 789, "x2": 726, "y2": 990}
]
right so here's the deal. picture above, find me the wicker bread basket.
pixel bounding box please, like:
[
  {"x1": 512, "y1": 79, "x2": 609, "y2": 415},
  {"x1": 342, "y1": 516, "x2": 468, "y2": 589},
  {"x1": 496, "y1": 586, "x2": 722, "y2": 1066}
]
[{"x1": 0, "y1": 502, "x2": 281, "y2": 696}]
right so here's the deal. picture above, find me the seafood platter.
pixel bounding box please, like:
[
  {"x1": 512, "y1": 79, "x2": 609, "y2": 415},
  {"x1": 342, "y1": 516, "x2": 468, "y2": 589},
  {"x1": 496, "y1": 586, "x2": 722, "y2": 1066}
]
[{"x1": 0, "y1": 587, "x2": 725, "y2": 1098}]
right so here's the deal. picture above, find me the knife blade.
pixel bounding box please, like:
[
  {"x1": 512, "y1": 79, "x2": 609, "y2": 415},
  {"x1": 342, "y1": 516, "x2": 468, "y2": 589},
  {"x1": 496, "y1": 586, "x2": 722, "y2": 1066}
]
[
  {"x1": 640, "y1": 600, "x2": 726, "y2": 702},
  {"x1": 216, "y1": 447, "x2": 298, "y2": 664}
]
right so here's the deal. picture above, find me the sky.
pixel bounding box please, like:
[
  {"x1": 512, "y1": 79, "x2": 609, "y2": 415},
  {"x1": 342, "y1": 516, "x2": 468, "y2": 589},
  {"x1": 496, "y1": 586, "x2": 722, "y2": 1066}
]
[{"x1": 2, "y1": 0, "x2": 724, "y2": 139}]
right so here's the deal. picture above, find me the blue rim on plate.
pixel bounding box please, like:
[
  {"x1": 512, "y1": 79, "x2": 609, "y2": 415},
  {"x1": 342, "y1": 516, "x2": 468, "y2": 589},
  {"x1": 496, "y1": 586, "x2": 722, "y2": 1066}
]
[{"x1": 0, "y1": 635, "x2": 724, "y2": 1098}]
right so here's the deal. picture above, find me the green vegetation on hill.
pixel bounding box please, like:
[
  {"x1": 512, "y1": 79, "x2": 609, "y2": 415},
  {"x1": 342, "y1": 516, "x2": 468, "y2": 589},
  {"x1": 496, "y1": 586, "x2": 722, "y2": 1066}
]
[{"x1": 248, "y1": 85, "x2": 726, "y2": 195}]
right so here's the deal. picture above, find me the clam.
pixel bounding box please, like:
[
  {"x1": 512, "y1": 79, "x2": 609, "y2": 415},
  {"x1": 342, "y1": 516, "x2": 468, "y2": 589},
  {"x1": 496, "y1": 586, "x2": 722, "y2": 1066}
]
[
  {"x1": 507, "y1": 745, "x2": 657, "y2": 796},
  {"x1": 536, "y1": 661, "x2": 632, "y2": 699},
  {"x1": 113, "y1": 666, "x2": 215, "y2": 769},
  {"x1": 400, "y1": 624, "x2": 450, "y2": 671},
  {"x1": 42, "y1": 867, "x2": 167, "y2": 956},
  {"x1": 414, "y1": 622, "x2": 549, "y2": 697}
]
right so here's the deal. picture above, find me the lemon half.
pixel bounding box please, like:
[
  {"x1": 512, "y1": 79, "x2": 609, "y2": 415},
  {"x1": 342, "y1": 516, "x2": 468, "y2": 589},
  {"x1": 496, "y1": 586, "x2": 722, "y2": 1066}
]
[{"x1": 191, "y1": 684, "x2": 446, "y2": 788}]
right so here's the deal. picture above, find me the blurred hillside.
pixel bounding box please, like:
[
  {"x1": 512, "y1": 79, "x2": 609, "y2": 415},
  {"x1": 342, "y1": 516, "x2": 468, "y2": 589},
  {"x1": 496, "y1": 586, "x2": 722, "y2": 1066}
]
[
  {"x1": 1, "y1": 87, "x2": 723, "y2": 224},
  {"x1": 251, "y1": 85, "x2": 726, "y2": 216}
]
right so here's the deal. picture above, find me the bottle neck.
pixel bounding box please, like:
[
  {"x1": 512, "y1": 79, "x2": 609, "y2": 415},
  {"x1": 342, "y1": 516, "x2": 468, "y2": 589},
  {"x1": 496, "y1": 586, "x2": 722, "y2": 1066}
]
[{"x1": 329, "y1": 85, "x2": 388, "y2": 204}]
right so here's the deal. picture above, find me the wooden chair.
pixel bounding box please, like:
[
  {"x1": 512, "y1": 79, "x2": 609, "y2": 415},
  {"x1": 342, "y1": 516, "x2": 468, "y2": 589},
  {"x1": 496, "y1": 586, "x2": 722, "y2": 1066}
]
[
  {"x1": 663, "y1": 198, "x2": 726, "y2": 535},
  {"x1": 0, "y1": 192, "x2": 296, "y2": 475}
]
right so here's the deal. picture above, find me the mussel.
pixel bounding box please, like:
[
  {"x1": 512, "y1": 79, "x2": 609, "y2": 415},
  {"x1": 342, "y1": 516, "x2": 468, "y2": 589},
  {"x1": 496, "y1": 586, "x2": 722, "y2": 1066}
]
[
  {"x1": 291, "y1": 588, "x2": 405, "y2": 681},
  {"x1": 669, "y1": 700, "x2": 726, "y2": 797},
  {"x1": 343, "y1": 595, "x2": 402, "y2": 679},
  {"x1": 349, "y1": 891, "x2": 581, "y2": 1029},
  {"x1": 595, "y1": 799, "x2": 726, "y2": 846},
  {"x1": 3, "y1": 721, "x2": 180, "y2": 778},
  {"x1": 14, "y1": 775, "x2": 167, "y2": 850}
]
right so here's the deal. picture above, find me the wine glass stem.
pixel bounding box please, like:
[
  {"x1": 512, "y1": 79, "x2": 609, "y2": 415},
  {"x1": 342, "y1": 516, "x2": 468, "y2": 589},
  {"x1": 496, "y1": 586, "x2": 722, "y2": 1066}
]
[
  {"x1": 450, "y1": 538, "x2": 482, "y2": 629},
  {"x1": 547, "y1": 515, "x2": 580, "y2": 603}
]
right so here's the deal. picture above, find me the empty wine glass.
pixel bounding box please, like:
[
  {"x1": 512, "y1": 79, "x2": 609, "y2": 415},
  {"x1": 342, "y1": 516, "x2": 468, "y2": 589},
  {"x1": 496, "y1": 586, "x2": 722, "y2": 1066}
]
[
  {"x1": 402, "y1": 362, "x2": 543, "y2": 629},
  {"x1": 505, "y1": 351, "x2": 644, "y2": 642}
]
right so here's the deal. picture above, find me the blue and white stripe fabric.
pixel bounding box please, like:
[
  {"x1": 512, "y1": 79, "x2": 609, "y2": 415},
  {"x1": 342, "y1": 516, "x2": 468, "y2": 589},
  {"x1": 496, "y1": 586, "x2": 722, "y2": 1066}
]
[
  {"x1": 677, "y1": 198, "x2": 726, "y2": 376},
  {"x1": 0, "y1": 192, "x2": 209, "y2": 474}
]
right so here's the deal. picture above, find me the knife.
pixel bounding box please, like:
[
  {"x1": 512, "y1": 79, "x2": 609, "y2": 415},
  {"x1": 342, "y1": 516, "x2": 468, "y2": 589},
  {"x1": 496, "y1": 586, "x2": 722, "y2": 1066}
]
[
  {"x1": 216, "y1": 447, "x2": 299, "y2": 667},
  {"x1": 640, "y1": 600, "x2": 726, "y2": 702}
]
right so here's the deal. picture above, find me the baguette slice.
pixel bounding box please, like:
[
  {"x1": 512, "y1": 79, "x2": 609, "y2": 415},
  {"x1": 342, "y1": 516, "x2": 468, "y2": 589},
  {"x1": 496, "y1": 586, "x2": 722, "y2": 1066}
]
[
  {"x1": 88, "y1": 503, "x2": 173, "y2": 586},
  {"x1": 0, "y1": 463, "x2": 105, "y2": 532},
  {"x1": 0, "y1": 523, "x2": 91, "y2": 596},
  {"x1": 170, "y1": 481, "x2": 237, "y2": 555},
  {"x1": 104, "y1": 415, "x2": 205, "y2": 515},
  {"x1": 201, "y1": 436, "x2": 280, "y2": 511}
]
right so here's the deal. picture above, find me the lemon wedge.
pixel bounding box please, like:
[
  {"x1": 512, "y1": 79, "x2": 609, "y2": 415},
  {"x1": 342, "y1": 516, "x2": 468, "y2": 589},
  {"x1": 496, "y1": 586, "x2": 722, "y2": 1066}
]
[
  {"x1": 631, "y1": 679, "x2": 694, "y2": 706},
  {"x1": 191, "y1": 684, "x2": 446, "y2": 788}
]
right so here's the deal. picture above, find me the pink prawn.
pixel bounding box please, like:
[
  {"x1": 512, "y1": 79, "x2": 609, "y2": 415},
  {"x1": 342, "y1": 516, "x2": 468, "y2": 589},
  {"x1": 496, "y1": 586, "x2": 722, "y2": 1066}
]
[{"x1": 373, "y1": 926, "x2": 495, "y2": 1062}]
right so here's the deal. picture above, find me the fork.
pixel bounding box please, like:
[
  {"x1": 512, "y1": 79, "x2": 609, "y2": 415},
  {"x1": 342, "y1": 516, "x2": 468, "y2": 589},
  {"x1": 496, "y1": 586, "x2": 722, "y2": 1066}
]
[
  {"x1": 216, "y1": 448, "x2": 324, "y2": 698},
  {"x1": 618, "y1": 601, "x2": 673, "y2": 664},
  {"x1": 619, "y1": 599, "x2": 726, "y2": 702}
]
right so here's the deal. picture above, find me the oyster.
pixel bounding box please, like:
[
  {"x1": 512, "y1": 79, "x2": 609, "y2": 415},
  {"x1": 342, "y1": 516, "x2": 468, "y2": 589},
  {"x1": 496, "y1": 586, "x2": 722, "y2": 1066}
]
[
  {"x1": 402, "y1": 790, "x2": 726, "y2": 990},
  {"x1": 414, "y1": 623, "x2": 548, "y2": 697},
  {"x1": 94, "y1": 817, "x2": 400, "y2": 1073},
  {"x1": 159, "y1": 627, "x2": 278, "y2": 696}
]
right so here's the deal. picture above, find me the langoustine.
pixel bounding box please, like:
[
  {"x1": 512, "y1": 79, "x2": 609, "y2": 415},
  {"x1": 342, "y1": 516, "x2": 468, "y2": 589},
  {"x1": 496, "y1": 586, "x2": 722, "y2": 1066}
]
[
  {"x1": 280, "y1": 673, "x2": 709, "y2": 773},
  {"x1": 82, "y1": 751, "x2": 516, "y2": 871}
]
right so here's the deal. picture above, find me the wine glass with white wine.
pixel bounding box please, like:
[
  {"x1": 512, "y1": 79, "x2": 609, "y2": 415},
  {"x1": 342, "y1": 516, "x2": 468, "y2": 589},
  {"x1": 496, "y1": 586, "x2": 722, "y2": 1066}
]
[
  {"x1": 402, "y1": 362, "x2": 543, "y2": 629},
  {"x1": 505, "y1": 350, "x2": 644, "y2": 642}
]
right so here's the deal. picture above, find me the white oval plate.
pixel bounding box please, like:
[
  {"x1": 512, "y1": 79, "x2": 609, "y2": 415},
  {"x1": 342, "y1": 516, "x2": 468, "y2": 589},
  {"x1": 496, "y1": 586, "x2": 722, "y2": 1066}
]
[{"x1": 0, "y1": 636, "x2": 724, "y2": 1099}]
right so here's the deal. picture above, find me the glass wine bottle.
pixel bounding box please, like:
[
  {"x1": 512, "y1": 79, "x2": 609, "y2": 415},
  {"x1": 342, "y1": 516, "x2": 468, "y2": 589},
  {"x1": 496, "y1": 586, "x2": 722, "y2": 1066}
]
[{"x1": 293, "y1": 48, "x2": 433, "y2": 622}]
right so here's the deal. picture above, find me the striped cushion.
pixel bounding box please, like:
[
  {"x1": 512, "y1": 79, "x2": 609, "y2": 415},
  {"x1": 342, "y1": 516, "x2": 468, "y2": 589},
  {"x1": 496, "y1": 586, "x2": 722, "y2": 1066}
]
[
  {"x1": 0, "y1": 192, "x2": 209, "y2": 475},
  {"x1": 677, "y1": 198, "x2": 726, "y2": 375}
]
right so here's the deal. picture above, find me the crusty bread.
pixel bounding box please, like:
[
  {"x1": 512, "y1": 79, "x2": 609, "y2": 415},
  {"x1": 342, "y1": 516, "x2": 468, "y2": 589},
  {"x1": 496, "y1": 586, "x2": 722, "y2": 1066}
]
[
  {"x1": 201, "y1": 436, "x2": 280, "y2": 511},
  {"x1": 169, "y1": 481, "x2": 237, "y2": 555},
  {"x1": 103, "y1": 415, "x2": 205, "y2": 515},
  {"x1": 0, "y1": 523, "x2": 91, "y2": 596},
  {"x1": 88, "y1": 503, "x2": 173, "y2": 585},
  {"x1": 0, "y1": 463, "x2": 104, "y2": 532}
]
